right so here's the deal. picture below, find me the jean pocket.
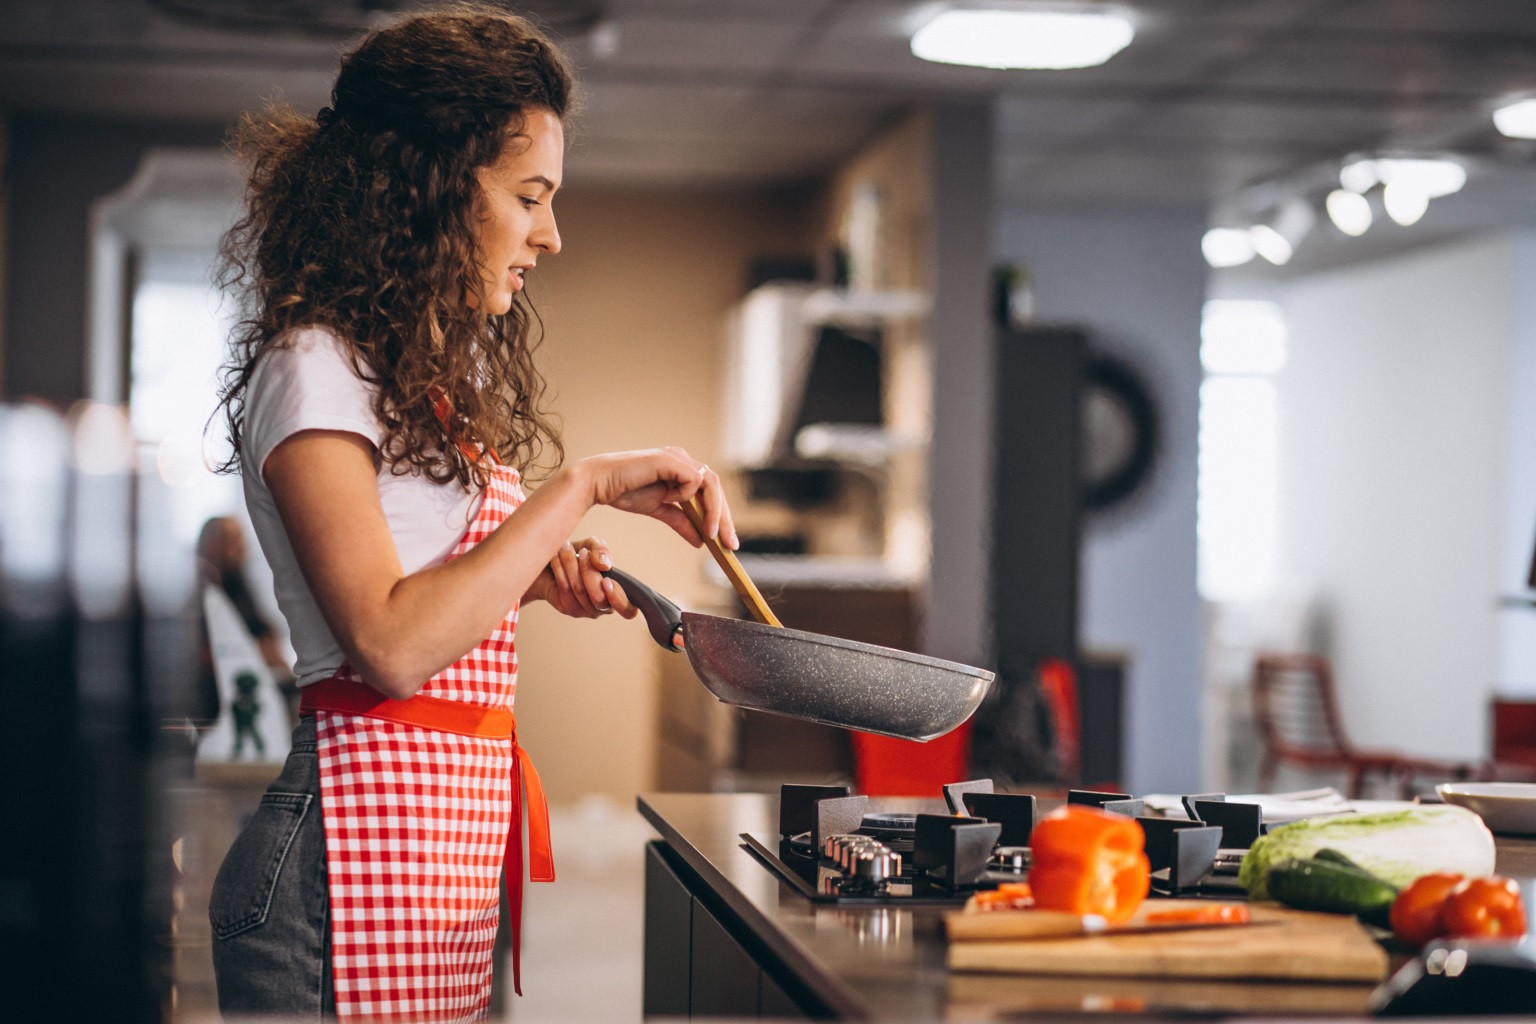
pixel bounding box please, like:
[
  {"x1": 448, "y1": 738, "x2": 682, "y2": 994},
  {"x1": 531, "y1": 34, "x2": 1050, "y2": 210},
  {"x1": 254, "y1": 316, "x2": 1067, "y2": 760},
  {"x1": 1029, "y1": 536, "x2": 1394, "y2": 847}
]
[{"x1": 209, "y1": 791, "x2": 314, "y2": 940}]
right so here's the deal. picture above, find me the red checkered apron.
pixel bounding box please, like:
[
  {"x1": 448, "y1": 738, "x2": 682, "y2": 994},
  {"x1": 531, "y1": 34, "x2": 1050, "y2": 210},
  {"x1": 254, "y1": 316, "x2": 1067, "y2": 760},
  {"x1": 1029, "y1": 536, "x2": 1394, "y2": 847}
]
[{"x1": 300, "y1": 461, "x2": 554, "y2": 1022}]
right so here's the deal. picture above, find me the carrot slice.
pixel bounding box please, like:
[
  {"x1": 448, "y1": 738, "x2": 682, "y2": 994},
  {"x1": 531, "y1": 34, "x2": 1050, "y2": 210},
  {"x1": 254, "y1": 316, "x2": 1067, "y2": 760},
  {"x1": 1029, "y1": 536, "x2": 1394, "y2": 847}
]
[{"x1": 1144, "y1": 903, "x2": 1251, "y2": 925}]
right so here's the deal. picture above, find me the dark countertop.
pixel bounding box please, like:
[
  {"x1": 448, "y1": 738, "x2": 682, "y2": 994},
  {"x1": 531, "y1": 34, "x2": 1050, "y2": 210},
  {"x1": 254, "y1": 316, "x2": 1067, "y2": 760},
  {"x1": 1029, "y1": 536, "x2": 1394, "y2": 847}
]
[{"x1": 637, "y1": 791, "x2": 1536, "y2": 1021}]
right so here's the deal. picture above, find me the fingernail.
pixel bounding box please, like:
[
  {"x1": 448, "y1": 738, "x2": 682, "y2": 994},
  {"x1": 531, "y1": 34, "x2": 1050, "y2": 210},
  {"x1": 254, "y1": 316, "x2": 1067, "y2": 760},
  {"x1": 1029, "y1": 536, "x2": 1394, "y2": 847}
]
[{"x1": 596, "y1": 551, "x2": 612, "y2": 569}]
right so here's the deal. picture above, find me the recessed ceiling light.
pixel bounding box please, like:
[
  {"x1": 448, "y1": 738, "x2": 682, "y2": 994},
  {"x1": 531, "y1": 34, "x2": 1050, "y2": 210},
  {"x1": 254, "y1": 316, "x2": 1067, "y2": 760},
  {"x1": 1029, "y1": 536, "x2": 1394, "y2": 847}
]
[
  {"x1": 1493, "y1": 98, "x2": 1536, "y2": 139},
  {"x1": 1201, "y1": 228, "x2": 1255, "y2": 268},
  {"x1": 1325, "y1": 189, "x2": 1372, "y2": 237},
  {"x1": 1338, "y1": 157, "x2": 1466, "y2": 199},
  {"x1": 1248, "y1": 225, "x2": 1293, "y2": 266},
  {"x1": 910, "y1": 6, "x2": 1135, "y2": 70},
  {"x1": 1383, "y1": 182, "x2": 1430, "y2": 227}
]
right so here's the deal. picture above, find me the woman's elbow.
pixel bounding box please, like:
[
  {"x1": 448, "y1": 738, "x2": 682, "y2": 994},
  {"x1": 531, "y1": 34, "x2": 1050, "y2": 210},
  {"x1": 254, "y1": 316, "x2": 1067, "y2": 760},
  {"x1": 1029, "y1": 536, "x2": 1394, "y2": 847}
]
[{"x1": 348, "y1": 642, "x2": 430, "y2": 701}]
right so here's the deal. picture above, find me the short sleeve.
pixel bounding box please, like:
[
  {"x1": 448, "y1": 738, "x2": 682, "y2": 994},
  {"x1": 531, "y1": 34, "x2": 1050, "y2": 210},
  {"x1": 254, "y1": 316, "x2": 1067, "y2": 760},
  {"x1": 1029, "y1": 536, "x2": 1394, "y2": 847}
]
[{"x1": 243, "y1": 326, "x2": 384, "y2": 479}]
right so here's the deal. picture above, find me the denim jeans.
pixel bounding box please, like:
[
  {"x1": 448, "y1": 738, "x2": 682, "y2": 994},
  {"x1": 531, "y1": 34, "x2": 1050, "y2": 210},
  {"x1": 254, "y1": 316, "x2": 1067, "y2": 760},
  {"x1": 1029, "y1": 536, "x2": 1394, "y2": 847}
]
[{"x1": 209, "y1": 718, "x2": 335, "y2": 1018}]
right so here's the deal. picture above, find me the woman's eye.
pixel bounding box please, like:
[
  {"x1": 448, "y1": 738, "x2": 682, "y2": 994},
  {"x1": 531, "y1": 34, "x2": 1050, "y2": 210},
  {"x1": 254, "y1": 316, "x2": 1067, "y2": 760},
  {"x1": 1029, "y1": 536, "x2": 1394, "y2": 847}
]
[{"x1": 520, "y1": 197, "x2": 540, "y2": 209}]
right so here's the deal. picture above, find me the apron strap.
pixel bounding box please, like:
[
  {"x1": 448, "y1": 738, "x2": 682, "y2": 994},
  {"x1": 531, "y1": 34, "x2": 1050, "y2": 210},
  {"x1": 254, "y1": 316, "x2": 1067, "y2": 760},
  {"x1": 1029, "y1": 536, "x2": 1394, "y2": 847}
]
[{"x1": 300, "y1": 676, "x2": 514, "y2": 735}]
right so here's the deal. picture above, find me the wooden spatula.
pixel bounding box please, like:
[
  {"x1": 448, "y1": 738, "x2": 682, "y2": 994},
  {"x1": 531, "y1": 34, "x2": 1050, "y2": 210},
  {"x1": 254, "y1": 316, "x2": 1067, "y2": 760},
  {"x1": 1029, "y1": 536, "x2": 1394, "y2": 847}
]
[{"x1": 680, "y1": 493, "x2": 782, "y2": 627}]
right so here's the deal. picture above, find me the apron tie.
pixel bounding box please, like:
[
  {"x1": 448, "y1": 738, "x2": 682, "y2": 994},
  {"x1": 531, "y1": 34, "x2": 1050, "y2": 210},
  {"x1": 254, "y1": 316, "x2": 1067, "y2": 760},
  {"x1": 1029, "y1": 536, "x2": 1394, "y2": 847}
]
[{"x1": 300, "y1": 676, "x2": 555, "y2": 994}]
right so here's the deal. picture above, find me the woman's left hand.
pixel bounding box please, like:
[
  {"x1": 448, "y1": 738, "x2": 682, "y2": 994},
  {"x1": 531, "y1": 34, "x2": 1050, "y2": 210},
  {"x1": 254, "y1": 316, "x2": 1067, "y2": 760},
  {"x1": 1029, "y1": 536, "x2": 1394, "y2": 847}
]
[{"x1": 524, "y1": 537, "x2": 637, "y2": 620}]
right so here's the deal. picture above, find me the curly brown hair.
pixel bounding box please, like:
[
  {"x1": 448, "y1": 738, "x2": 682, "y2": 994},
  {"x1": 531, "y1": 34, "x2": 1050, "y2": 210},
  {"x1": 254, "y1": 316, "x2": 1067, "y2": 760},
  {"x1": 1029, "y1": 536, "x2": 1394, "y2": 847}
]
[{"x1": 215, "y1": 3, "x2": 573, "y2": 489}]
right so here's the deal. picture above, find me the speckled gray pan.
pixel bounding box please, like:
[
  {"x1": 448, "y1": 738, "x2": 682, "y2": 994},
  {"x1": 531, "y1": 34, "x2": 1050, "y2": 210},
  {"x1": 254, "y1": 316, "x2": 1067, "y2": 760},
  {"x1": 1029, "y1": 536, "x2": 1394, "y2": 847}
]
[
  {"x1": 602, "y1": 567, "x2": 994, "y2": 742},
  {"x1": 680, "y1": 612, "x2": 994, "y2": 741}
]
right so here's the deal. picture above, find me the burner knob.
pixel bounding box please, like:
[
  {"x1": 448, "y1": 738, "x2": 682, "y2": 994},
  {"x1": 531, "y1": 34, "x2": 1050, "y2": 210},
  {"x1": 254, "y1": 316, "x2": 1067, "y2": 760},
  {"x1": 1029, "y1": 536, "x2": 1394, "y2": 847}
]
[
  {"x1": 849, "y1": 847, "x2": 900, "y2": 882},
  {"x1": 838, "y1": 838, "x2": 879, "y2": 870},
  {"x1": 824, "y1": 834, "x2": 874, "y2": 867}
]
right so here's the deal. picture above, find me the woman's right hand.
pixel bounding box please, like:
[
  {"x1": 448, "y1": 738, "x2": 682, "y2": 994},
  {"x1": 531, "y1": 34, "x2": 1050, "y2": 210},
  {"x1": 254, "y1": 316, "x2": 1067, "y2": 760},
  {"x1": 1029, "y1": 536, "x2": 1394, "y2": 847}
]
[{"x1": 577, "y1": 447, "x2": 738, "y2": 550}]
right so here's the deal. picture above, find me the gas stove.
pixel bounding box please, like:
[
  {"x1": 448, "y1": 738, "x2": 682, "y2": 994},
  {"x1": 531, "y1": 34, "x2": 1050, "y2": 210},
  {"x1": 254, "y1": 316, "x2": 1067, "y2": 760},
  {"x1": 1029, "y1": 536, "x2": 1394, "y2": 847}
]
[{"x1": 740, "y1": 781, "x2": 1253, "y2": 906}]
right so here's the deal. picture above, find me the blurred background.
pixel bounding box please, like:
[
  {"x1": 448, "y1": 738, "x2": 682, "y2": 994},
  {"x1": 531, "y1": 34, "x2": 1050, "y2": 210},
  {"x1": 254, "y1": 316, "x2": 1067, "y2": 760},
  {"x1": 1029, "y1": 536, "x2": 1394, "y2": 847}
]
[{"x1": 2, "y1": 0, "x2": 1536, "y2": 1019}]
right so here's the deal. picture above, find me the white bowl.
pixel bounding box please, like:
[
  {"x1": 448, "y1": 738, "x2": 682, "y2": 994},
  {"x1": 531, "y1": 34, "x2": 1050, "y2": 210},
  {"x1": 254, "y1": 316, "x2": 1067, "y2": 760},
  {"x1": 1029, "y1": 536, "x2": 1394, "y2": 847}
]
[{"x1": 1436, "y1": 782, "x2": 1536, "y2": 835}]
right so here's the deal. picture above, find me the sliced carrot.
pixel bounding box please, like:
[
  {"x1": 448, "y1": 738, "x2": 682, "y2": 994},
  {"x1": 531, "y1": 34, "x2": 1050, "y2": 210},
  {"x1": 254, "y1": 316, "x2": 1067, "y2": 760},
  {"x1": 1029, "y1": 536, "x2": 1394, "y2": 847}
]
[
  {"x1": 1144, "y1": 903, "x2": 1250, "y2": 925},
  {"x1": 967, "y1": 882, "x2": 1034, "y2": 912}
]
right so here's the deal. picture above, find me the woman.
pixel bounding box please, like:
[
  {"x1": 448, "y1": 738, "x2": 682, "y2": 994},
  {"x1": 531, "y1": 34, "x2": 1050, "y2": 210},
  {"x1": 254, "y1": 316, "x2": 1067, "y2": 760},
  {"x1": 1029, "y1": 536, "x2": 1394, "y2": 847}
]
[
  {"x1": 194, "y1": 515, "x2": 296, "y2": 728},
  {"x1": 207, "y1": 6, "x2": 737, "y2": 1020}
]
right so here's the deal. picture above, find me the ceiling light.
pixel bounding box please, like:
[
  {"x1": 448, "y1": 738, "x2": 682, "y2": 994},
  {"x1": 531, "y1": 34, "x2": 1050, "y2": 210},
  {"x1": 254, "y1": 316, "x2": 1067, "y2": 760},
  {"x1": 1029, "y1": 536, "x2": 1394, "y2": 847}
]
[
  {"x1": 910, "y1": 6, "x2": 1134, "y2": 70},
  {"x1": 1493, "y1": 98, "x2": 1536, "y2": 139},
  {"x1": 1325, "y1": 189, "x2": 1372, "y2": 237},
  {"x1": 1248, "y1": 224, "x2": 1292, "y2": 266},
  {"x1": 1383, "y1": 182, "x2": 1429, "y2": 226},
  {"x1": 1201, "y1": 228, "x2": 1255, "y2": 268},
  {"x1": 1339, "y1": 157, "x2": 1466, "y2": 199}
]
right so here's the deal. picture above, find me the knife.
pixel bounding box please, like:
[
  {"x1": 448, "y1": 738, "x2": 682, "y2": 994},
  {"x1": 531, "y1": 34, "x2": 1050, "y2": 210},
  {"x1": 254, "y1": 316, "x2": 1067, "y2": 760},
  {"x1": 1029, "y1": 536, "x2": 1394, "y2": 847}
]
[{"x1": 944, "y1": 905, "x2": 1266, "y2": 942}]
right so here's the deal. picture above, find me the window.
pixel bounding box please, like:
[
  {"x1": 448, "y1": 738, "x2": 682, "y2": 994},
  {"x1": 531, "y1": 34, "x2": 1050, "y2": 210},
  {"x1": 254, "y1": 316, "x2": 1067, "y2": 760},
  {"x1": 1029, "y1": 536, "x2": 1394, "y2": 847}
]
[{"x1": 1198, "y1": 299, "x2": 1285, "y2": 601}]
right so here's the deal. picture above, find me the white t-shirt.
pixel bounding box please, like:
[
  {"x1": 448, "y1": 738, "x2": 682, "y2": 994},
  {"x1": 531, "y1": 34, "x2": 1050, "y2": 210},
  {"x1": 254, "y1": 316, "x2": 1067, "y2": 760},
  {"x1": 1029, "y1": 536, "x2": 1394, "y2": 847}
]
[{"x1": 242, "y1": 326, "x2": 482, "y2": 687}]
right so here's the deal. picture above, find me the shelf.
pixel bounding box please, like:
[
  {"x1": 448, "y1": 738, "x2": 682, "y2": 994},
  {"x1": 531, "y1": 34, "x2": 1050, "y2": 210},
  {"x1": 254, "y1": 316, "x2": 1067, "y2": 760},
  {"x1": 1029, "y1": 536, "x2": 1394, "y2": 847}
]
[{"x1": 798, "y1": 288, "x2": 929, "y2": 325}]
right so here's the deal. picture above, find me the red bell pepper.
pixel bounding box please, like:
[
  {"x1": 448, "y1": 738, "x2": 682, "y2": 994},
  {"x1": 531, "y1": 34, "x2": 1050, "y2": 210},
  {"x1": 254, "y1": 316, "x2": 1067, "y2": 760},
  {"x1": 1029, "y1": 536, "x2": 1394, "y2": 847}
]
[{"x1": 1027, "y1": 805, "x2": 1150, "y2": 925}]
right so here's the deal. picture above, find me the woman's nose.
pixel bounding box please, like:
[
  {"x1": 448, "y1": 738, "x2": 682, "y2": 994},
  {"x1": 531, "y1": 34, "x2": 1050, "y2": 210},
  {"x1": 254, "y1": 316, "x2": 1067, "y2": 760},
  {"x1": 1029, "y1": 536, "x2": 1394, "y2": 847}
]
[{"x1": 533, "y1": 211, "x2": 561, "y2": 255}]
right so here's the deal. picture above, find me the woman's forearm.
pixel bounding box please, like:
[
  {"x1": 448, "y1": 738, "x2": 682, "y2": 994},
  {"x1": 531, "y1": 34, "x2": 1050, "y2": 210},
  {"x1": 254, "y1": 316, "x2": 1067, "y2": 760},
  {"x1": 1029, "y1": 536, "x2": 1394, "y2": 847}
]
[{"x1": 345, "y1": 463, "x2": 595, "y2": 697}]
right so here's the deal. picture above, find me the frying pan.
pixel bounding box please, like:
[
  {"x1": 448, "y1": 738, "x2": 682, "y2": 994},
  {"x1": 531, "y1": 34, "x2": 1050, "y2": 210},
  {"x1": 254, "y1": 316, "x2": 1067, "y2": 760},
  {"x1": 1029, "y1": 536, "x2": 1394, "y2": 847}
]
[{"x1": 602, "y1": 567, "x2": 994, "y2": 742}]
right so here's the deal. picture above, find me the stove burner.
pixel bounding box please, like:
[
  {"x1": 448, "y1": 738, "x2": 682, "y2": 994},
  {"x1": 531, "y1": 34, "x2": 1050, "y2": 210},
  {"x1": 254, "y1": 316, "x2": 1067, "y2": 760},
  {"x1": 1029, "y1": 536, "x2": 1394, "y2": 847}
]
[
  {"x1": 757, "y1": 781, "x2": 1255, "y2": 906},
  {"x1": 988, "y1": 845, "x2": 1030, "y2": 873},
  {"x1": 859, "y1": 812, "x2": 917, "y2": 839}
]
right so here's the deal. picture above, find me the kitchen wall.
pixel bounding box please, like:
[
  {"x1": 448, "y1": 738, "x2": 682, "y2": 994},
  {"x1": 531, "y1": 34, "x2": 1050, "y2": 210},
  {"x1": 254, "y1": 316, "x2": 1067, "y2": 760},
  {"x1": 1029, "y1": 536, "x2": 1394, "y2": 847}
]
[
  {"x1": 1260, "y1": 231, "x2": 1536, "y2": 759},
  {"x1": 1503, "y1": 235, "x2": 1536, "y2": 696},
  {"x1": 0, "y1": 109, "x2": 9, "y2": 394},
  {"x1": 513, "y1": 185, "x2": 817, "y2": 803},
  {"x1": 993, "y1": 204, "x2": 1207, "y2": 795},
  {"x1": 2, "y1": 113, "x2": 224, "y2": 403}
]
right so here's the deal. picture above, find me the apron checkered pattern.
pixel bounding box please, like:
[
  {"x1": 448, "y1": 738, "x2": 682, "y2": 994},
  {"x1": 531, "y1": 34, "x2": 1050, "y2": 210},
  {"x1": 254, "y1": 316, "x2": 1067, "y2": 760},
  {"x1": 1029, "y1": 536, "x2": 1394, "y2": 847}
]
[{"x1": 314, "y1": 463, "x2": 541, "y2": 1022}]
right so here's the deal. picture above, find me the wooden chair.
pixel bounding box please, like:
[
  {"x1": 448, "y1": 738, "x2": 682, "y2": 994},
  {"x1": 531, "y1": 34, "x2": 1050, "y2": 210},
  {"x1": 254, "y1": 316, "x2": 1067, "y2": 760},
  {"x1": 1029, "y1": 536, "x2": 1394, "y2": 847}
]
[
  {"x1": 1490, "y1": 699, "x2": 1536, "y2": 780},
  {"x1": 1252, "y1": 653, "x2": 1480, "y2": 798}
]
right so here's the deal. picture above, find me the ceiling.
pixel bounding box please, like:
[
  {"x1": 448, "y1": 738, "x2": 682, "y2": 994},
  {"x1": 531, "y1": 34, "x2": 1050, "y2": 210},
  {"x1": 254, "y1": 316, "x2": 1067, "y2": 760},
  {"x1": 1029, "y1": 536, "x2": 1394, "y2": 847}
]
[{"x1": 5, "y1": 0, "x2": 1536, "y2": 272}]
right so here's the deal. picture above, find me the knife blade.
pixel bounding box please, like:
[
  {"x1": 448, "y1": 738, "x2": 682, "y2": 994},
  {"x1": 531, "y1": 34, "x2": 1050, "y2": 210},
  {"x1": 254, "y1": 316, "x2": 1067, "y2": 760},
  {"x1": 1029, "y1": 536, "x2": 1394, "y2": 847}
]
[{"x1": 944, "y1": 905, "x2": 1267, "y2": 943}]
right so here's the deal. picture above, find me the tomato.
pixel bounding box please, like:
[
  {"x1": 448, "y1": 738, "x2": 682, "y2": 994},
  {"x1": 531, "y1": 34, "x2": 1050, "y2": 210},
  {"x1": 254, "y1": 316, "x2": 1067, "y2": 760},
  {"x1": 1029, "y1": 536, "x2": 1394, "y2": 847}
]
[
  {"x1": 1390, "y1": 873, "x2": 1465, "y2": 946},
  {"x1": 1441, "y1": 876, "x2": 1528, "y2": 939}
]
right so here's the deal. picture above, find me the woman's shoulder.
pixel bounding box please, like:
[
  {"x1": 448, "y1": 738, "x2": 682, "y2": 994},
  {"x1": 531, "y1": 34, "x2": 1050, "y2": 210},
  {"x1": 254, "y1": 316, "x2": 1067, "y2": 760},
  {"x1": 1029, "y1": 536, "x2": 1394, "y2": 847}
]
[
  {"x1": 250, "y1": 325, "x2": 371, "y2": 396},
  {"x1": 243, "y1": 325, "x2": 383, "y2": 462}
]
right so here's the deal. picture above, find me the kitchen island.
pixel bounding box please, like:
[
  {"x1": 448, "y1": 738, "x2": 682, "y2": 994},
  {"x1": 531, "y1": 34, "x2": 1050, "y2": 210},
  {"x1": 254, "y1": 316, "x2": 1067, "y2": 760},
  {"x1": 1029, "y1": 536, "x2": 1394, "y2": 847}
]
[{"x1": 637, "y1": 791, "x2": 1536, "y2": 1021}]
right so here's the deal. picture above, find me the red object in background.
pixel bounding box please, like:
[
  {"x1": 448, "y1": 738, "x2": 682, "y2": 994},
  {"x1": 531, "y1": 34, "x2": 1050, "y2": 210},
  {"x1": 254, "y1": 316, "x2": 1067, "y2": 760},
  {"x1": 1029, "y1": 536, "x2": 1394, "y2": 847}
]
[
  {"x1": 852, "y1": 722, "x2": 972, "y2": 797},
  {"x1": 1037, "y1": 658, "x2": 1080, "y2": 783},
  {"x1": 851, "y1": 658, "x2": 1084, "y2": 795},
  {"x1": 1492, "y1": 699, "x2": 1536, "y2": 769}
]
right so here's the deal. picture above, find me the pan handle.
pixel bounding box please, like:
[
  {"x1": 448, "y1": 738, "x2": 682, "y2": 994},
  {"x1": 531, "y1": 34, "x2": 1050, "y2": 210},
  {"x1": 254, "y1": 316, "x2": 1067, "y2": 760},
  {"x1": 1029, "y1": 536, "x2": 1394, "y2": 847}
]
[{"x1": 601, "y1": 568, "x2": 685, "y2": 652}]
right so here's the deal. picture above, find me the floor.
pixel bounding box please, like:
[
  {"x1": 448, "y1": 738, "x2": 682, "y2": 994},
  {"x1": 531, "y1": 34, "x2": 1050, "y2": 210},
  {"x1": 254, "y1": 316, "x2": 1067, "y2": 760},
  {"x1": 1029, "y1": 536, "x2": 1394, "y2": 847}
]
[{"x1": 504, "y1": 796, "x2": 657, "y2": 1021}]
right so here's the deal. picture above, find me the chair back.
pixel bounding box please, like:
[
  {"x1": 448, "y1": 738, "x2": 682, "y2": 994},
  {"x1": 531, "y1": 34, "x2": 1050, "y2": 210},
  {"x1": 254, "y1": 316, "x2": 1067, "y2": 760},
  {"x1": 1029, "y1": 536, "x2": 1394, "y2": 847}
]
[
  {"x1": 1252, "y1": 653, "x2": 1355, "y2": 765},
  {"x1": 1492, "y1": 699, "x2": 1536, "y2": 768}
]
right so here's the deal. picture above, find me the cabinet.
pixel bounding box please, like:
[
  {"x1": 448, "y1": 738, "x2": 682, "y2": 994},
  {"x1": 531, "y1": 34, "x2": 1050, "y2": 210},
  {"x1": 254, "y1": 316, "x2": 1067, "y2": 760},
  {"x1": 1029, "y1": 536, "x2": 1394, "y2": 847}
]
[{"x1": 643, "y1": 842, "x2": 818, "y2": 1019}]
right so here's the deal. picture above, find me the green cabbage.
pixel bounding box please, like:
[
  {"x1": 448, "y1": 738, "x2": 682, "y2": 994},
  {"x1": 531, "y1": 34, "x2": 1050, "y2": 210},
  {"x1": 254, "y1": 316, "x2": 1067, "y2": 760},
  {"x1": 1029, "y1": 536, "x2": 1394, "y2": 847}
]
[{"x1": 1239, "y1": 805, "x2": 1496, "y2": 900}]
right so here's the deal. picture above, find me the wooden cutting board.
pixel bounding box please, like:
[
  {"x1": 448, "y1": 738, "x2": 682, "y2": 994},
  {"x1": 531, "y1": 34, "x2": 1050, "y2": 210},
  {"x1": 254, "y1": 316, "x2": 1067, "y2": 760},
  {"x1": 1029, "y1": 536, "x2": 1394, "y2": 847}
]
[{"x1": 947, "y1": 901, "x2": 1389, "y2": 982}]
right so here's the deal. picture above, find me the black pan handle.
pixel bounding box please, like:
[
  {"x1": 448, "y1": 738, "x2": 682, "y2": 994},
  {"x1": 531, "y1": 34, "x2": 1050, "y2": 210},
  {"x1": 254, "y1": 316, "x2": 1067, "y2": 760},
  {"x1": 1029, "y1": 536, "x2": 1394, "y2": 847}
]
[{"x1": 601, "y1": 568, "x2": 684, "y2": 652}]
